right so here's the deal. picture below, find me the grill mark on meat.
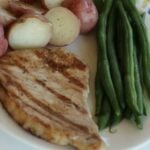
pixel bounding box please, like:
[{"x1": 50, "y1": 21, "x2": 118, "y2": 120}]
[
  {"x1": 46, "y1": 61, "x2": 85, "y2": 89},
  {"x1": 0, "y1": 72, "x2": 90, "y2": 134},
  {"x1": 2, "y1": 86, "x2": 69, "y2": 129},
  {"x1": 1, "y1": 88, "x2": 100, "y2": 145},
  {"x1": 1, "y1": 67, "x2": 87, "y2": 114},
  {"x1": 0, "y1": 61, "x2": 82, "y2": 93},
  {"x1": 35, "y1": 50, "x2": 85, "y2": 89},
  {"x1": 47, "y1": 58, "x2": 86, "y2": 72},
  {"x1": 34, "y1": 50, "x2": 48, "y2": 59},
  {"x1": 0, "y1": 54, "x2": 85, "y2": 89},
  {"x1": 11, "y1": 56, "x2": 29, "y2": 72},
  {"x1": 0, "y1": 86, "x2": 51, "y2": 129},
  {"x1": 62, "y1": 71, "x2": 85, "y2": 89},
  {"x1": 35, "y1": 79, "x2": 87, "y2": 114},
  {"x1": 35, "y1": 50, "x2": 86, "y2": 71}
]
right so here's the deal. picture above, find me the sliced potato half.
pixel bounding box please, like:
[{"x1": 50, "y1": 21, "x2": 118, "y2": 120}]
[{"x1": 45, "y1": 7, "x2": 80, "y2": 46}]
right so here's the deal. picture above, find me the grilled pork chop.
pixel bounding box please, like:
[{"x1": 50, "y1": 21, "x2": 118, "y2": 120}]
[{"x1": 0, "y1": 48, "x2": 106, "y2": 150}]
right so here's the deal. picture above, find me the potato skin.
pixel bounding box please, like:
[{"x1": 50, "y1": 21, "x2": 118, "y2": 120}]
[{"x1": 62, "y1": 0, "x2": 98, "y2": 33}]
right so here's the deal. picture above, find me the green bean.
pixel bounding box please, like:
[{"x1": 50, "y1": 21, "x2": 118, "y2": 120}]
[
  {"x1": 122, "y1": 0, "x2": 150, "y2": 97},
  {"x1": 94, "y1": 0, "x2": 104, "y2": 13},
  {"x1": 130, "y1": 114, "x2": 144, "y2": 129},
  {"x1": 111, "y1": 113, "x2": 123, "y2": 127},
  {"x1": 107, "y1": 3, "x2": 125, "y2": 110},
  {"x1": 97, "y1": 96, "x2": 111, "y2": 130},
  {"x1": 117, "y1": 0, "x2": 140, "y2": 114},
  {"x1": 125, "y1": 108, "x2": 132, "y2": 119},
  {"x1": 116, "y1": 16, "x2": 125, "y2": 76},
  {"x1": 133, "y1": 44, "x2": 144, "y2": 115},
  {"x1": 143, "y1": 101, "x2": 147, "y2": 116},
  {"x1": 94, "y1": 0, "x2": 105, "y2": 116},
  {"x1": 134, "y1": 115, "x2": 143, "y2": 129},
  {"x1": 95, "y1": 73, "x2": 103, "y2": 115},
  {"x1": 126, "y1": 112, "x2": 143, "y2": 129},
  {"x1": 96, "y1": 0, "x2": 121, "y2": 117}
]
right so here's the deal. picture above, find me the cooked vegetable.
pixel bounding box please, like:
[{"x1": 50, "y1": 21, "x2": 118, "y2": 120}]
[
  {"x1": 95, "y1": 0, "x2": 149, "y2": 129},
  {"x1": 62, "y1": 0, "x2": 98, "y2": 33},
  {"x1": 45, "y1": 7, "x2": 80, "y2": 46},
  {"x1": 96, "y1": 0, "x2": 121, "y2": 118},
  {"x1": 97, "y1": 96, "x2": 111, "y2": 130},
  {"x1": 133, "y1": 44, "x2": 145, "y2": 115},
  {"x1": 107, "y1": 4, "x2": 125, "y2": 110},
  {"x1": 117, "y1": 0, "x2": 139, "y2": 114},
  {"x1": 42, "y1": 0, "x2": 64, "y2": 9},
  {"x1": 94, "y1": 0, "x2": 104, "y2": 13},
  {"x1": 134, "y1": 114, "x2": 143, "y2": 129},
  {"x1": 8, "y1": 15, "x2": 52, "y2": 49},
  {"x1": 122, "y1": 0, "x2": 150, "y2": 98},
  {"x1": 95, "y1": 78, "x2": 103, "y2": 115}
]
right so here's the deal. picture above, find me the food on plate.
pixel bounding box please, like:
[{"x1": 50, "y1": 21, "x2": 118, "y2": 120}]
[
  {"x1": 62, "y1": 0, "x2": 98, "y2": 33},
  {"x1": 8, "y1": 15, "x2": 52, "y2": 49},
  {"x1": 94, "y1": 0, "x2": 122, "y2": 129},
  {"x1": 45, "y1": 7, "x2": 80, "y2": 46},
  {"x1": 0, "y1": 48, "x2": 106, "y2": 150},
  {"x1": 0, "y1": 24, "x2": 8, "y2": 56},
  {"x1": 0, "y1": 8, "x2": 16, "y2": 26},
  {"x1": 94, "y1": 0, "x2": 149, "y2": 129},
  {"x1": 42, "y1": 0, "x2": 64, "y2": 9},
  {"x1": 7, "y1": 1, "x2": 45, "y2": 17},
  {"x1": 122, "y1": 0, "x2": 150, "y2": 107}
]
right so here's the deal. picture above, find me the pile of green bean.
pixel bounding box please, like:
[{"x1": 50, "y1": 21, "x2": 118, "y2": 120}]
[{"x1": 94, "y1": 0, "x2": 150, "y2": 130}]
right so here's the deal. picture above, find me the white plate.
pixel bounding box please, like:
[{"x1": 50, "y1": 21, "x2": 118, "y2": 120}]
[{"x1": 1, "y1": 33, "x2": 150, "y2": 150}]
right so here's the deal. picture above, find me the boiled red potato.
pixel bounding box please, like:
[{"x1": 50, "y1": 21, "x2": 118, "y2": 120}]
[
  {"x1": 8, "y1": 14, "x2": 52, "y2": 50},
  {"x1": 0, "y1": 24, "x2": 8, "y2": 56},
  {"x1": 42, "y1": 0, "x2": 64, "y2": 9},
  {"x1": 62, "y1": 0, "x2": 98, "y2": 33},
  {"x1": 45, "y1": 7, "x2": 80, "y2": 46},
  {"x1": 8, "y1": 1, "x2": 45, "y2": 17},
  {"x1": 0, "y1": 8, "x2": 16, "y2": 27}
]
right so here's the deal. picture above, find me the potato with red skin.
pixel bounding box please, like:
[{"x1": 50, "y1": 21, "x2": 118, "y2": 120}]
[
  {"x1": 0, "y1": 24, "x2": 8, "y2": 56},
  {"x1": 62, "y1": 0, "x2": 98, "y2": 33}
]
